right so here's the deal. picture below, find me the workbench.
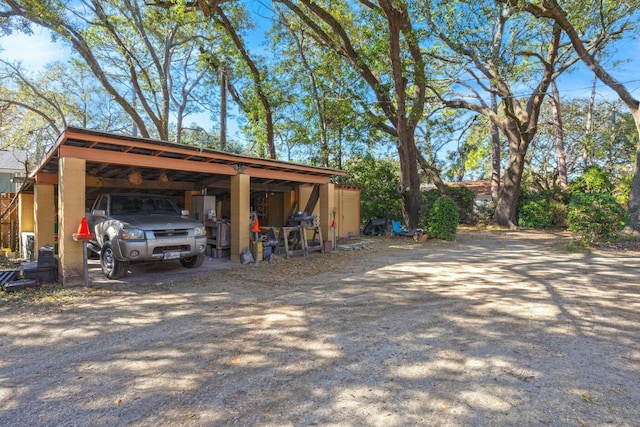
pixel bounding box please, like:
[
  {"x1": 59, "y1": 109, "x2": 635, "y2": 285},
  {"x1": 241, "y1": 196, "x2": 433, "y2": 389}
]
[{"x1": 276, "y1": 224, "x2": 324, "y2": 259}]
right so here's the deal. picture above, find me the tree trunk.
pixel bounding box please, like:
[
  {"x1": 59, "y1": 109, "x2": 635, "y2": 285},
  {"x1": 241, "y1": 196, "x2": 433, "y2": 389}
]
[
  {"x1": 495, "y1": 123, "x2": 528, "y2": 228},
  {"x1": 417, "y1": 152, "x2": 448, "y2": 194},
  {"x1": 220, "y1": 67, "x2": 227, "y2": 151},
  {"x1": 551, "y1": 81, "x2": 568, "y2": 189},
  {"x1": 490, "y1": 93, "x2": 501, "y2": 200},
  {"x1": 583, "y1": 77, "x2": 597, "y2": 169},
  {"x1": 397, "y1": 131, "x2": 422, "y2": 229},
  {"x1": 281, "y1": 18, "x2": 331, "y2": 167},
  {"x1": 627, "y1": 118, "x2": 640, "y2": 230}
]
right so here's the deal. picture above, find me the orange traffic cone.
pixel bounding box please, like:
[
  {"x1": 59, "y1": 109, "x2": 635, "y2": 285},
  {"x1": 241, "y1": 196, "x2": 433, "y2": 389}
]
[
  {"x1": 251, "y1": 217, "x2": 260, "y2": 232},
  {"x1": 78, "y1": 217, "x2": 90, "y2": 235},
  {"x1": 73, "y1": 217, "x2": 94, "y2": 241}
]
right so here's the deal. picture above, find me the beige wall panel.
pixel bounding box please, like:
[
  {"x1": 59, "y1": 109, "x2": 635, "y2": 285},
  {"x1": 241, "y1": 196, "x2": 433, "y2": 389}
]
[
  {"x1": 297, "y1": 184, "x2": 315, "y2": 214},
  {"x1": 319, "y1": 183, "x2": 335, "y2": 247},
  {"x1": 58, "y1": 157, "x2": 86, "y2": 286},
  {"x1": 18, "y1": 193, "x2": 34, "y2": 259},
  {"x1": 230, "y1": 174, "x2": 250, "y2": 263},
  {"x1": 34, "y1": 184, "x2": 56, "y2": 251},
  {"x1": 335, "y1": 187, "x2": 361, "y2": 238},
  {"x1": 266, "y1": 192, "x2": 284, "y2": 227},
  {"x1": 18, "y1": 193, "x2": 34, "y2": 233},
  {"x1": 283, "y1": 190, "x2": 296, "y2": 218}
]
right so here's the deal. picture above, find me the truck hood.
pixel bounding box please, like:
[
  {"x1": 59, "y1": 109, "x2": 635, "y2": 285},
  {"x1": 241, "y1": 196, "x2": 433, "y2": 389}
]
[{"x1": 112, "y1": 214, "x2": 201, "y2": 230}]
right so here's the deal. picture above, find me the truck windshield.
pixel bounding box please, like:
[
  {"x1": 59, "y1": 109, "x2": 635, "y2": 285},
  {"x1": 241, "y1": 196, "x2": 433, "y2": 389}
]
[{"x1": 112, "y1": 196, "x2": 181, "y2": 216}]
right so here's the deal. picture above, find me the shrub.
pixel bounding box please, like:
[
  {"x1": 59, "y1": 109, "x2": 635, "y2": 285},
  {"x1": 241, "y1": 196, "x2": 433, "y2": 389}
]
[
  {"x1": 421, "y1": 186, "x2": 477, "y2": 227},
  {"x1": 569, "y1": 165, "x2": 614, "y2": 194},
  {"x1": 567, "y1": 191, "x2": 626, "y2": 243},
  {"x1": 427, "y1": 196, "x2": 459, "y2": 241},
  {"x1": 419, "y1": 189, "x2": 440, "y2": 229},
  {"x1": 518, "y1": 189, "x2": 568, "y2": 229},
  {"x1": 447, "y1": 186, "x2": 478, "y2": 225}
]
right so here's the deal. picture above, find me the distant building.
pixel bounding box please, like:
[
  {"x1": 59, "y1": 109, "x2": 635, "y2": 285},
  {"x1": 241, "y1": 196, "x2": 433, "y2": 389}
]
[
  {"x1": 0, "y1": 150, "x2": 28, "y2": 252},
  {"x1": 0, "y1": 150, "x2": 28, "y2": 193},
  {"x1": 421, "y1": 180, "x2": 493, "y2": 205},
  {"x1": 448, "y1": 181, "x2": 493, "y2": 205}
]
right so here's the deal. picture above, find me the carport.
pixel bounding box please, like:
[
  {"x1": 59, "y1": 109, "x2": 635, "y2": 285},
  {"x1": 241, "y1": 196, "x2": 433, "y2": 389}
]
[{"x1": 18, "y1": 127, "x2": 348, "y2": 285}]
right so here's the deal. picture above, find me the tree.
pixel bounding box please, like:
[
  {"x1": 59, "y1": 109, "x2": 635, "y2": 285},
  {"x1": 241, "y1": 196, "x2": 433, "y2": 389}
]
[
  {"x1": 269, "y1": 5, "x2": 379, "y2": 169},
  {"x1": 503, "y1": 0, "x2": 640, "y2": 230},
  {"x1": 273, "y1": 0, "x2": 432, "y2": 228},
  {"x1": 550, "y1": 80, "x2": 568, "y2": 189},
  {"x1": 211, "y1": 4, "x2": 276, "y2": 158},
  {"x1": 160, "y1": 0, "x2": 278, "y2": 158},
  {"x1": 2, "y1": 0, "x2": 219, "y2": 142},
  {"x1": 0, "y1": 60, "x2": 131, "y2": 162},
  {"x1": 423, "y1": 0, "x2": 583, "y2": 228}
]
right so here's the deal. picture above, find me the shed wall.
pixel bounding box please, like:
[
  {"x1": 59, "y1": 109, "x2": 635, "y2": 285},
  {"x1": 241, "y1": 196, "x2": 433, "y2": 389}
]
[{"x1": 335, "y1": 187, "x2": 361, "y2": 238}]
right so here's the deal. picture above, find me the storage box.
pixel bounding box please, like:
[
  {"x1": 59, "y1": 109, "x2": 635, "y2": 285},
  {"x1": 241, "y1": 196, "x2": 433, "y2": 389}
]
[
  {"x1": 37, "y1": 245, "x2": 57, "y2": 269},
  {"x1": 22, "y1": 261, "x2": 58, "y2": 284}
]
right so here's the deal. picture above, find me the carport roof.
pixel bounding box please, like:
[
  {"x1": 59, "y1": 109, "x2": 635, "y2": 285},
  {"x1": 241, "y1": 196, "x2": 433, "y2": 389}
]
[{"x1": 26, "y1": 127, "x2": 345, "y2": 199}]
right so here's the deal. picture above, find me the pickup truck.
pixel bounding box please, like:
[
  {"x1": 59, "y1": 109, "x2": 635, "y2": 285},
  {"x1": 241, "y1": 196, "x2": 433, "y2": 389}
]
[{"x1": 88, "y1": 193, "x2": 207, "y2": 279}]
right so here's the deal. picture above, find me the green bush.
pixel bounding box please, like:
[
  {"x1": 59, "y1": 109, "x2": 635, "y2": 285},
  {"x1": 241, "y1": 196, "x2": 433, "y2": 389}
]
[
  {"x1": 419, "y1": 189, "x2": 440, "y2": 229},
  {"x1": 518, "y1": 189, "x2": 568, "y2": 229},
  {"x1": 567, "y1": 191, "x2": 626, "y2": 243},
  {"x1": 569, "y1": 165, "x2": 614, "y2": 194},
  {"x1": 447, "y1": 186, "x2": 478, "y2": 225},
  {"x1": 421, "y1": 186, "x2": 477, "y2": 227},
  {"x1": 427, "y1": 196, "x2": 459, "y2": 241}
]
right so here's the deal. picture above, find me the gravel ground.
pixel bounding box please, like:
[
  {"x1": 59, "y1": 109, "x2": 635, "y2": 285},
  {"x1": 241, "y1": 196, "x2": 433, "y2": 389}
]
[{"x1": 1, "y1": 230, "x2": 639, "y2": 426}]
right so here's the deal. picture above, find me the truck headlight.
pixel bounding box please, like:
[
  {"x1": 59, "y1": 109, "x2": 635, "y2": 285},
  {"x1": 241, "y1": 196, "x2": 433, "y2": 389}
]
[
  {"x1": 120, "y1": 228, "x2": 144, "y2": 240},
  {"x1": 193, "y1": 225, "x2": 206, "y2": 237}
]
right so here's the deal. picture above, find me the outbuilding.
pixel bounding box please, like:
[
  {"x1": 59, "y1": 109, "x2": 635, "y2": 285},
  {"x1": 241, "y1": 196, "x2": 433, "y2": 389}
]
[{"x1": 16, "y1": 127, "x2": 360, "y2": 285}]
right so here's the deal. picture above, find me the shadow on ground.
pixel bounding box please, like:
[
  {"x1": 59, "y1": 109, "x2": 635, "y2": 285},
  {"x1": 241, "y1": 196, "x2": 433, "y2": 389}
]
[{"x1": 1, "y1": 230, "x2": 638, "y2": 426}]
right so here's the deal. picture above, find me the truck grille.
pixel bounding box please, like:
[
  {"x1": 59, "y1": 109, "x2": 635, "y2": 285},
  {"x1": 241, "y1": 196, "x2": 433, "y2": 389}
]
[{"x1": 153, "y1": 229, "x2": 189, "y2": 238}]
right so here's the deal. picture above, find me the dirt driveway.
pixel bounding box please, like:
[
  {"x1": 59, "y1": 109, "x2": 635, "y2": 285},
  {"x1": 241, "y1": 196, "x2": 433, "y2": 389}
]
[{"x1": 1, "y1": 230, "x2": 639, "y2": 426}]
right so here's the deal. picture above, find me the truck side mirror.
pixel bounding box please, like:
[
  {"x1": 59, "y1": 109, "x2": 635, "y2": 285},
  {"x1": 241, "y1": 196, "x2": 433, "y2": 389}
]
[
  {"x1": 92, "y1": 209, "x2": 106, "y2": 217},
  {"x1": 181, "y1": 209, "x2": 190, "y2": 216}
]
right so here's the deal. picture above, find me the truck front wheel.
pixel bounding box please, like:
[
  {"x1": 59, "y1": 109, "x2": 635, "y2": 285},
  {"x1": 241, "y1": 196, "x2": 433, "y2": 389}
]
[
  {"x1": 180, "y1": 254, "x2": 204, "y2": 268},
  {"x1": 101, "y1": 241, "x2": 130, "y2": 279}
]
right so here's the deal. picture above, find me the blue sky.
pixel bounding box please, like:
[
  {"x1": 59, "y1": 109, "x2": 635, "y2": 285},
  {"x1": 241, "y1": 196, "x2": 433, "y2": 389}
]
[
  {"x1": 555, "y1": 36, "x2": 640, "y2": 101},
  {"x1": 0, "y1": 29, "x2": 69, "y2": 69}
]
